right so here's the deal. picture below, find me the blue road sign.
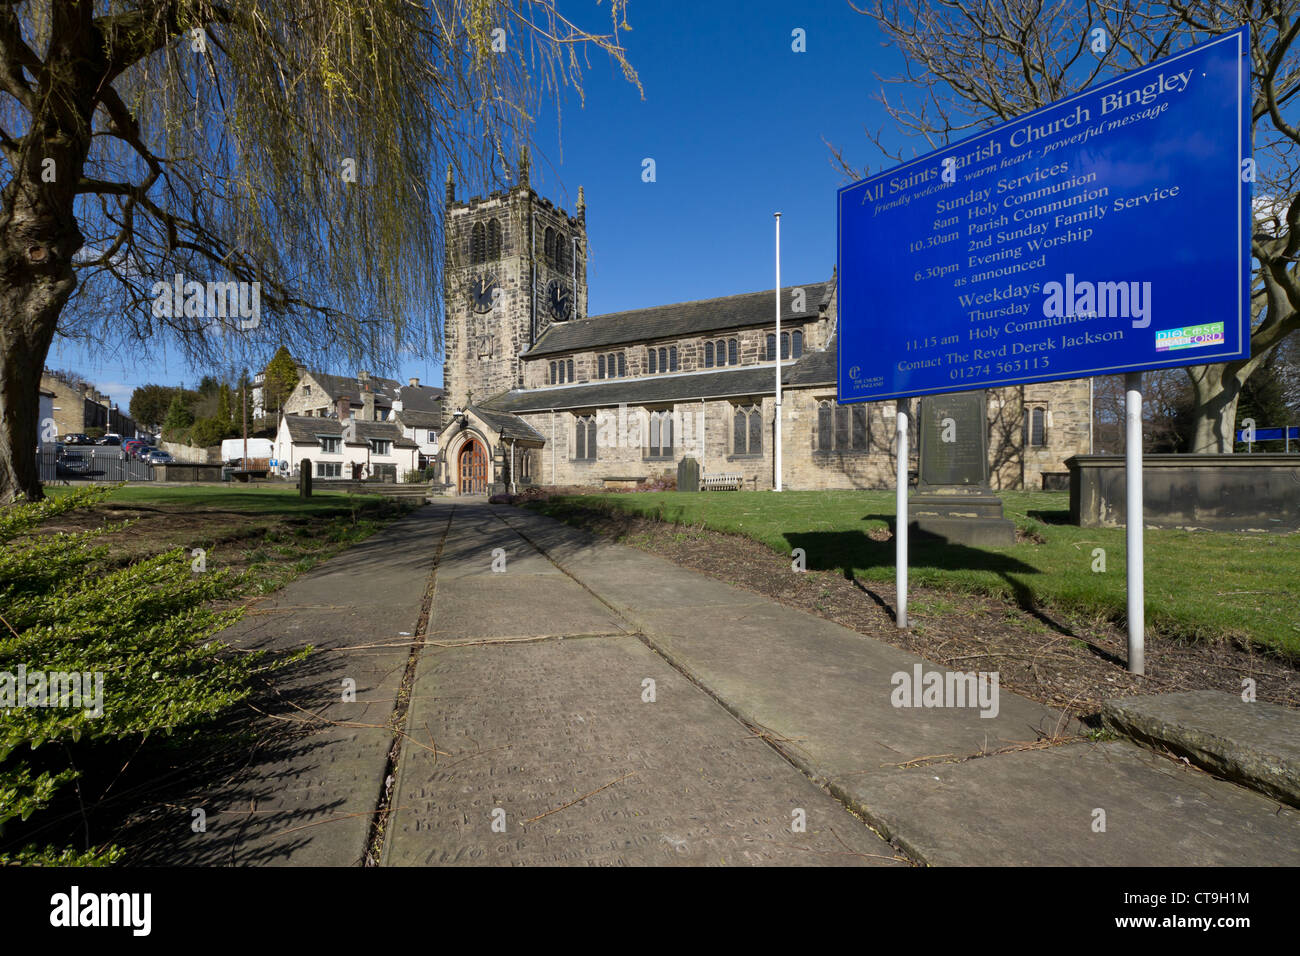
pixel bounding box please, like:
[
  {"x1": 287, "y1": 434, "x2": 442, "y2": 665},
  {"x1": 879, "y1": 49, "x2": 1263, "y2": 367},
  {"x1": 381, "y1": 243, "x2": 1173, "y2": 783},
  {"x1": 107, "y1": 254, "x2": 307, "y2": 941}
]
[
  {"x1": 837, "y1": 27, "x2": 1251, "y2": 404},
  {"x1": 1236, "y1": 426, "x2": 1299, "y2": 442}
]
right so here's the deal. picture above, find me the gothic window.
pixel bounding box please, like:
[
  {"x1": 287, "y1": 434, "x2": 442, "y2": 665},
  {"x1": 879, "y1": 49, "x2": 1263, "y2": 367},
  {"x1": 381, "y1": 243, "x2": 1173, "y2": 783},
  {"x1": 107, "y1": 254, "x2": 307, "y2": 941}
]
[
  {"x1": 1025, "y1": 406, "x2": 1047, "y2": 446},
  {"x1": 549, "y1": 361, "x2": 557, "y2": 385},
  {"x1": 835, "y1": 405, "x2": 850, "y2": 449},
  {"x1": 705, "y1": 341, "x2": 714, "y2": 368},
  {"x1": 646, "y1": 410, "x2": 673, "y2": 458},
  {"x1": 817, "y1": 402, "x2": 832, "y2": 451},
  {"x1": 669, "y1": 346, "x2": 678, "y2": 372},
  {"x1": 544, "y1": 226, "x2": 556, "y2": 267},
  {"x1": 648, "y1": 348, "x2": 657, "y2": 374},
  {"x1": 598, "y1": 355, "x2": 606, "y2": 379},
  {"x1": 732, "y1": 404, "x2": 762, "y2": 456},
  {"x1": 617, "y1": 353, "x2": 626, "y2": 377},
  {"x1": 781, "y1": 332, "x2": 791, "y2": 359},
  {"x1": 766, "y1": 333, "x2": 777, "y2": 361},
  {"x1": 658, "y1": 347, "x2": 668, "y2": 373},
  {"x1": 567, "y1": 359, "x2": 575, "y2": 382},
  {"x1": 470, "y1": 222, "x2": 486, "y2": 265},
  {"x1": 852, "y1": 405, "x2": 868, "y2": 449},
  {"x1": 728, "y1": 338, "x2": 738, "y2": 366},
  {"x1": 792, "y1": 329, "x2": 803, "y2": 358},
  {"x1": 574, "y1": 414, "x2": 597, "y2": 461},
  {"x1": 486, "y1": 218, "x2": 502, "y2": 260}
]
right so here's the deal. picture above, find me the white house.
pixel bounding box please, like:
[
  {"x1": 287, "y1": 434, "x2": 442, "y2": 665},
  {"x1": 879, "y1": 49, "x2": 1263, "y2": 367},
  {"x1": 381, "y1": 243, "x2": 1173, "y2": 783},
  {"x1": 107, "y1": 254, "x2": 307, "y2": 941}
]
[{"x1": 274, "y1": 413, "x2": 419, "y2": 480}]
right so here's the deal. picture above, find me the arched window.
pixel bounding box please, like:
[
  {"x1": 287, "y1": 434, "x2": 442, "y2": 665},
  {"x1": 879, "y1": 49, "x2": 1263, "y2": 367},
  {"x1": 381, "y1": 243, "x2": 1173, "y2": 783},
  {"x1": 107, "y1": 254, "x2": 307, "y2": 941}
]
[
  {"x1": 557, "y1": 361, "x2": 566, "y2": 384},
  {"x1": 567, "y1": 359, "x2": 574, "y2": 383},
  {"x1": 617, "y1": 353, "x2": 626, "y2": 377},
  {"x1": 646, "y1": 410, "x2": 673, "y2": 458},
  {"x1": 733, "y1": 404, "x2": 762, "y2": 456},
  {"x1": 792, "y1": 329, "x2": 803, "y2": 358},
  {"x1": 598, "y1": 355, "x2": 606, "y2": 379},
  {"x1": 714, "y1": 339, "x2": 725, "y2": 366},
  {"x1": 1026, "y1": 406, "x2": 1047, "y2": 446},
  {"x1": 766, "y1": 333, "x2": 777, "y2": 361},
  {"x1": 574, "y1": 414, "x2": 597, "y2": 461},
  {"x1": 470, "y1": 222, "x2": 486, "y2": 265},
  {"x1": 544, "y1": 226, "x2": 556, "y2": 267},
  {"x1": 728, "y1": 339, "x2": 738, "y2": 366},
  {"x1": 648, "y1": 348, "x2": 657, "y2": 374},
  {"x1": 555, "y1": 232, "x2": 568, "y2": 272},
  {"x1": 705, "y1": 341, "x2": 714, "y2": 368},
  {"x1": 486, "y1": 218, "x2": 502, "y2": 260},
  {"x1": 549, "y1": 361, "x2": 557, "y2": 385},
  {"x1": 817, "y1": 401, "x2": 832, "y2": 451},
  {"x1": 669, "y1": 346, "x2": 678, "y2": 372},
  {"x1": 658, "y1": 347, "x2": 668, "y2": 373},
  {"x1": 781, "y1": 331, "x2": 790, "y2": 359}
]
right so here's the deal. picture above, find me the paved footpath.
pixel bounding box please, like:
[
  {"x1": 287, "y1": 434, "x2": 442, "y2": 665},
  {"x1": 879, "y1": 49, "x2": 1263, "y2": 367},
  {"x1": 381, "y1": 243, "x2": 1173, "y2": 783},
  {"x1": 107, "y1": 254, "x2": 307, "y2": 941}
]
[
  {"x1": 169, "y1": 500, "x2": 1299, "y2": 865},
  {"x1": 384, "y1": 502, "x2": 1299, "y2": 866}
]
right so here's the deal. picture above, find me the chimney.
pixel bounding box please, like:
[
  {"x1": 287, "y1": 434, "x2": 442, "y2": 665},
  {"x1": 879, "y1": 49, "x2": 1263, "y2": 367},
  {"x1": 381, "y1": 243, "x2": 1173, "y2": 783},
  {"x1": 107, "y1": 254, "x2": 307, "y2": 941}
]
[
  {"x1": 336, "y1": 395, "x2": 351, "y2": 421},
  {"x1": 359, "y1": 372, "x2": 375, "y2": 422},
  {"x1": 408, "y1": 377, "x2": 420, "y2": 388}
]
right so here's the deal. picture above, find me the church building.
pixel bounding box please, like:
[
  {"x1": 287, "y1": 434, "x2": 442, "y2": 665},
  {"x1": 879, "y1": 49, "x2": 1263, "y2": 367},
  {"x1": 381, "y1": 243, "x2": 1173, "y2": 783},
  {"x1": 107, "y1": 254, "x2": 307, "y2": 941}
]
[{"x1": 433, "y1": 157, "x2": 1092, "y2": 496}]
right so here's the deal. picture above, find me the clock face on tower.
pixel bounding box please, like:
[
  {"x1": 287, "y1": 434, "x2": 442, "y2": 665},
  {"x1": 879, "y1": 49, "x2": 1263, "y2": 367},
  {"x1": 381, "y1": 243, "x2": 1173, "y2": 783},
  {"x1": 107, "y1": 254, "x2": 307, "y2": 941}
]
[
  {"x1": 470, "y1": 274, "x2": 499, "y2": 314},
  {"x1": 547, "y1": 278, "x2": 572, "y2": 322}
]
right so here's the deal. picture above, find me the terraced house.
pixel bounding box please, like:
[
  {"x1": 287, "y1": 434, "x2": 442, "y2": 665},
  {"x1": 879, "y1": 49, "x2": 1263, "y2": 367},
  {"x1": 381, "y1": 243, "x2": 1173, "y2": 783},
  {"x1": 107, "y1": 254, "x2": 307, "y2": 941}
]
[{"x1": 433, "y1": 161, "x2": 1094, "y2": 496}]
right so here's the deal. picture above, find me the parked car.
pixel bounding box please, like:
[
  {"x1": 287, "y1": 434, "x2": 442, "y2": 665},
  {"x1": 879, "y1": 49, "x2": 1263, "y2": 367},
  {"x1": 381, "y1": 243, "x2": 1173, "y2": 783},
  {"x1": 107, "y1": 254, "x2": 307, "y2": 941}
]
[
  {"x1": 96, "y1": 434, "x2": 122, "y2": 446},
  {"x1": 142, "y1": 449, "x2": 174, "y2": 464},
  {"x1": 123, "y1": 439, "x2": 148, "y2": 456},
  {"x1": 61, "y1": 433, "x2": 92, "y2": 446}
]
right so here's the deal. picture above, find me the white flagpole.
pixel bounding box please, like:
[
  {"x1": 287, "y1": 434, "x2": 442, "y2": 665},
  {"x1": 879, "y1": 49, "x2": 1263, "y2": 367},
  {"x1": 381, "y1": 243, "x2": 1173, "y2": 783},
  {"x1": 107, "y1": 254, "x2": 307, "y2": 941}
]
[
  {"x1": 1125, "y1": 372, "x2": 1145, "y2": 674},
  {"x1": 774, "y1": 212, "x2": 783, "y2": 492}
]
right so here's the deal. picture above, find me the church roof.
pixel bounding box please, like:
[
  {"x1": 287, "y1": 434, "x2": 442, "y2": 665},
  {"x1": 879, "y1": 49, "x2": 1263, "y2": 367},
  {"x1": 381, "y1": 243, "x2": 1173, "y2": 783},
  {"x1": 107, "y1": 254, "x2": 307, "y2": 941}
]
[
  {"x1": 485, "y1": 342, "x2": 838, "y2": 414},
  {"x1": 466, "y1": 404, "x2": 546, "y2": 442},
  {"x1": 523, "y1": 280, "x2": 832, "y2": 357}
]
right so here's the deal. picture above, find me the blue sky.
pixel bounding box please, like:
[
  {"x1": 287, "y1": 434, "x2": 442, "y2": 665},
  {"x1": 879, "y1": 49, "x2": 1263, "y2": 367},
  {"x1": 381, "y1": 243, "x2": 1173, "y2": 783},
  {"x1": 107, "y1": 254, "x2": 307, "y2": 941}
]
[{"x1": 48, "y1": 0, "x2": 906, "y2": 406}]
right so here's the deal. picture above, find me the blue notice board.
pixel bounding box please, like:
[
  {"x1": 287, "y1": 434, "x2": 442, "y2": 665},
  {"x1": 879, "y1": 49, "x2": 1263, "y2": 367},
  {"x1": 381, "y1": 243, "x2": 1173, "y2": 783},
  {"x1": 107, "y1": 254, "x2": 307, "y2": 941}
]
[{"x1": 837, "y1": 27, "x2": 1251, "y2": 404}]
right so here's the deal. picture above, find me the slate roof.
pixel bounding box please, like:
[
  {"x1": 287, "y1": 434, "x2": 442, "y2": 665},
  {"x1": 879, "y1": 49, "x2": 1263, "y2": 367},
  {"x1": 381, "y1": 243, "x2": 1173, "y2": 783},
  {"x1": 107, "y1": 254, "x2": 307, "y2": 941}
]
[
  {"x1": 311, "y1": 372, "x2": 402, "y2": 409},
  {"x1": 466, "y1": 404, "x2": 546, "y2": 442},
  {"x1": 523, "y1": 280, "x2": 832, "y2": 357},
  {"x1": 485, "y1": 345, "x2": 838, "y2": 415},
  {"x1": 282, "y1": 414, "x2": 418, "y2": 448}
]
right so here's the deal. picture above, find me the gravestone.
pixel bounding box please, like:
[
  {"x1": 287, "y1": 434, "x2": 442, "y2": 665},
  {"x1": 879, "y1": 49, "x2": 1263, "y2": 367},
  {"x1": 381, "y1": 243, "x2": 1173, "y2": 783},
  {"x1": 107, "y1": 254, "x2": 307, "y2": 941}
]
[
  {"x1": 907, "y1": 390, "x2": 1016, "y2": 547},
  {"x1": 677, "y1": 456, "x2": 700, "y2": 493},
  {"x1": 299, "y1": 458, "x2": 312, "y2": 498}
]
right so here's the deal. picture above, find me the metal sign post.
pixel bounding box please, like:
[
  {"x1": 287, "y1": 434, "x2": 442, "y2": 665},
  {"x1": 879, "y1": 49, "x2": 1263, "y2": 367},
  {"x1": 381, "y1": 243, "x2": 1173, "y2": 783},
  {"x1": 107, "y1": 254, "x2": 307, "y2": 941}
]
[
  {"x1": 1125, "y1": 372, "x2": 1145, "y2": 675},
  {"x1": 896, "y1": 397, "x2": 909, "y2": 628}
]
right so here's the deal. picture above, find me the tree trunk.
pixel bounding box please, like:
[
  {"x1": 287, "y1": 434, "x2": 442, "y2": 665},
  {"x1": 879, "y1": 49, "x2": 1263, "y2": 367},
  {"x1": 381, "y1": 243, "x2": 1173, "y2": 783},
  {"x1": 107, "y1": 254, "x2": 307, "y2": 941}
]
[
  {"x1": 0, "y1": 224, "x2": 81, "y2": 504},
  {"x1": 1186, "y1": 361, "x2": 1243, "y2": 454}
]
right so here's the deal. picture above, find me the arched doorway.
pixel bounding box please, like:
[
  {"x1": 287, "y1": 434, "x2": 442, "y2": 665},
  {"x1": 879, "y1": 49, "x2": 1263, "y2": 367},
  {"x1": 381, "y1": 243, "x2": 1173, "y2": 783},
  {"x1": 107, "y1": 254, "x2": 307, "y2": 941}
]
[{"x1": 457, "y1": 439, "x2": 488, "y2": 495}]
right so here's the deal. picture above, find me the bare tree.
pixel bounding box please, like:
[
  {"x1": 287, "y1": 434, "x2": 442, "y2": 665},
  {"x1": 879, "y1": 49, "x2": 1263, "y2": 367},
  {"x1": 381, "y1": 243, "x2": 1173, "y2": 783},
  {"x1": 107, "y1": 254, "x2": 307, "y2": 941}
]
[
  {"x1": 0, "y1": 1, "x2": 638, "y2": 503},
  {"x1": 833, "y1": 0, "x2": 1299, "y2": 454}
]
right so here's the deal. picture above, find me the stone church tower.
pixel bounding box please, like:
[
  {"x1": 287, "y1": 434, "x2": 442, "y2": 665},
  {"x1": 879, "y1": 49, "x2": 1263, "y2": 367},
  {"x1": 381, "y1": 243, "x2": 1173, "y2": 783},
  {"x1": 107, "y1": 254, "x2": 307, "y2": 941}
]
[{"x1": 442, "y1": 152, "x2": 588, "y2": 423}]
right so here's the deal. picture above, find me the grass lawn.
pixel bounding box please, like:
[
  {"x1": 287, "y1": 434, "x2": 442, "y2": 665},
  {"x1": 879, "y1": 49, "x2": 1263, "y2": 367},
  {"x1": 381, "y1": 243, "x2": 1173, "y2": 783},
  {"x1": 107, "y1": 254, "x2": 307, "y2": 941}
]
[
  {"x1": 531, "y1": 490, "x2": 1300, "y2": 659},
  {"x1": 45, "y1": 482, "x2": 384, "y2": 515}
]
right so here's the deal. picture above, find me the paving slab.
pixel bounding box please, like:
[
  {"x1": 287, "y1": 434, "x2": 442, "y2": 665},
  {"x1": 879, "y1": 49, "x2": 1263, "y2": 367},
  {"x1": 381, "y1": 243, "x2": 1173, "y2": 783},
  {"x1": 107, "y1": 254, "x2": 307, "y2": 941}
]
[
  {"x1": 148, "y1": 503, "x2": 447, "y2": 866},
  {"x1": 383, "y1": 636, "x2": 905, "y2": 866},
  {"x1": 1103, "y1": 690, "x2": 1300, "y2": 809},
  {"x1": 848, "y1": 741, "x2": 1300, "y2": 866}
]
